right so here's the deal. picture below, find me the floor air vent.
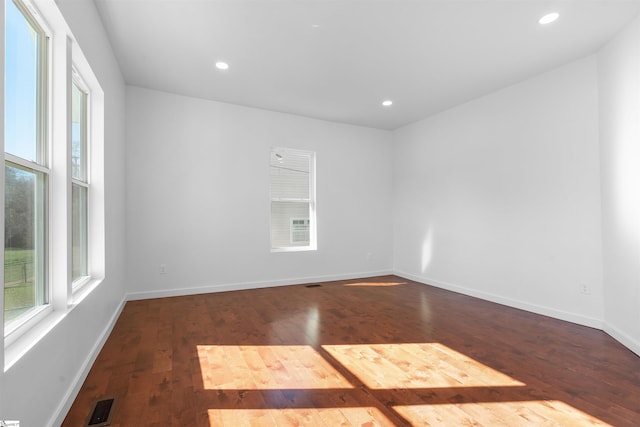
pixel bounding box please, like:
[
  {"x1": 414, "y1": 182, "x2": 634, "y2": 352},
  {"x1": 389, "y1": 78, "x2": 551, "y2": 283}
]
[
  {"x1": 305, "y1": 284, "x2": 322, "y2": 288},
  {"x1": 87, "y1": 398, "x2": 115, "y2": 426}
]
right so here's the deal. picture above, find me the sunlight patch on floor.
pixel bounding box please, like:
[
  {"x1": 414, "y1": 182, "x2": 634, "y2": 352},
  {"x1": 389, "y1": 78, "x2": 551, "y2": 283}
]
[
  {"x1": 208, "y1": 407, "x2": 394, "y2": 427},
  {"x1": 393, "y1": 400, "x2": 611, "y2": 426},
  {"x1": 343, "y1": 281, "x2": 407, "y2": 287},
  {"x1": 196, "y1": 345, "x2": 354, "y2": 390},
  {"x1": 322, "y1": 343, "x2": 525, "y2": 389}
]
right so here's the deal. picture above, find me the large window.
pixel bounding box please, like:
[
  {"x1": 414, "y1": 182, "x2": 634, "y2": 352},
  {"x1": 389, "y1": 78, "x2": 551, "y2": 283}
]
[
  {"x1": 71, "y1": 79, "x2": 88, "y2": 284},
  {"x1": 2, "y1": 0, "x2": 104, "y2": 362},
  {"x1": 4, "y1": 0, "x2": 50, "y2": 329},
  {"x1": 270, "y1": 148, "x2": 316, "y2": 251}
]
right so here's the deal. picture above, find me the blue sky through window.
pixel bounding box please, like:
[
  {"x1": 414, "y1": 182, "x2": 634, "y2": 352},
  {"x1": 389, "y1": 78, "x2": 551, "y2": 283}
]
[{"x1": 5, "y1": 0, "x2": 39, "y2": 162}]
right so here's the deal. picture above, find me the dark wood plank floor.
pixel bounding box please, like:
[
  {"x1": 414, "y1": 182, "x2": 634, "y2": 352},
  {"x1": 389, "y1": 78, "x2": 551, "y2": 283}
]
[{"x1": 63, "y1": 275, "x2": 640, "y2": 426}]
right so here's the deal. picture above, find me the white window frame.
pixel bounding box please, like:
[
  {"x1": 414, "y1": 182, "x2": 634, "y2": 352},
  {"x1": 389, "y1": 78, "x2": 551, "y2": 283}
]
[
  {"x1": 3, "y1": 0, "x2": 53, "y2": 340},
  {"x1": 269, "y1": 147, "x2": 317, "y2": 252},
  {"x1": 2, "y1": 0, "x2": 106, "y2": 368},
  {"x1": 70, "y1": 69, "x2": 90, "y2": 289},
  {"x1": 70, "y1": 44, "x2": 105, "y2": 305}
]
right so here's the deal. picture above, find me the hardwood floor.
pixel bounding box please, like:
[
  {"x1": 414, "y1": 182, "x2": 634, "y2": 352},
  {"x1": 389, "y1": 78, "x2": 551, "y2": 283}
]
[{"x1": 62, "y1": 276, "x2": 640, "y2": 426}]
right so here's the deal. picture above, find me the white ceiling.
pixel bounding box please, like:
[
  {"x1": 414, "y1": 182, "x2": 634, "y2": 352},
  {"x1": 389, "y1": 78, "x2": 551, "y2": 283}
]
[{"x1": 95, "y1": 0, "x2": 640, "y2": 130}]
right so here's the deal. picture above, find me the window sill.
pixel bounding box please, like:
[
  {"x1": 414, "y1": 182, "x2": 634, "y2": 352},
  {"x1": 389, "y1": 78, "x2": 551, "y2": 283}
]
[
  {"x1": 4, "y1": 308, "x2": 66, "y2": 371},
  {"x1": 72, "y1": 276, "x2": 103, "y2": 305},
  {"x1": 4, "y1": 304, "x2": 53, "y2": 346},
  {"x1": 69, "y1": 277, "x2": 103, "y2": 309},
  {"x1": 4, "y1": 277, "x2": 104, "y2": 372},
  {"x1": 271, "y1": 246, "x2": 317, "y2": 253}
]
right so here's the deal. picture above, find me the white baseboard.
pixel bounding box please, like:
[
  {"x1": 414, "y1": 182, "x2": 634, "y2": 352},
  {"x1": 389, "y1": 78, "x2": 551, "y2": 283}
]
[
  {"x1": 603, "y1": 322, "x2": 640, "y2": 357},
  {"x1": 49, "y1": 297, "x2": 127, "y2": 427},
  {"x1": 126, "y1": 270, "x2": 394, "y2": 301},
  {"x1": 394, "y1": 270, "x2": 604, "y2": 329}
]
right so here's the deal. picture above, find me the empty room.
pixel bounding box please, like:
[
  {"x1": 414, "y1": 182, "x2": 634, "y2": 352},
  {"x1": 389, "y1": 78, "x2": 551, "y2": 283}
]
[{"x1": 2, "y1": 0, "x2": 640, "y2": 425}]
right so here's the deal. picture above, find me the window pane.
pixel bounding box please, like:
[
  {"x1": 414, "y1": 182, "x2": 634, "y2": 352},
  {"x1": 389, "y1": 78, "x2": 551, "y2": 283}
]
[
  {"x1": 5, "y1": 0, "x2": 45, "y2": 163},
  {"x1": 271, "y1": 201, "x2": 310, "y2": 248},
  {"x1": 72, "y1": 183, "x2": 88, "y2": 281},
  {"x1": 71, "y1": 82, "x2": 87, "y2": 181},
  {"x1": 4, "y1": 164, "x2": 48, "y2": 324},
  {"x1": 270, "y1": 151, "x2": 310, "y2": 200}
]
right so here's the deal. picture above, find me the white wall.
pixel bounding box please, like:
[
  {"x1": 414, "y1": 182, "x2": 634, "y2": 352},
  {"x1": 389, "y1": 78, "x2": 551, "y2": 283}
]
[
  {"x1": 393, "y1": 56, "x2": 604, "y2": 327},
  {"x1": 1, "y1": 1, "x2": 127, "y2": 426},
  {"x1": 125, "y1": 86, "x2": 393, "y2": 298},
  {"x1": 598, "y1": 15, "x2": 640, "y2": 355}
]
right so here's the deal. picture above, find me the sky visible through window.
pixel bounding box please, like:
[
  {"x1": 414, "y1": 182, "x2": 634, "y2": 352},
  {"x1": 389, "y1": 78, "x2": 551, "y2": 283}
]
[
  {"x1": 5, "y1": 0, "x2": 82, "y2": 167},
  {"x1": 5, "y1": 0, "x2": 39, "y2": 163}
]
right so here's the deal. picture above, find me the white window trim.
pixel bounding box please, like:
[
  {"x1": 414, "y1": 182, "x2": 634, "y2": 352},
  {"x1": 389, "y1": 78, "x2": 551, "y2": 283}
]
[
  {"x1": 75, "y1": 62, "x2": 105, "y2": 302},
  {"x1": 269, "y1": 147, "x2": 317, "y2": 253}
]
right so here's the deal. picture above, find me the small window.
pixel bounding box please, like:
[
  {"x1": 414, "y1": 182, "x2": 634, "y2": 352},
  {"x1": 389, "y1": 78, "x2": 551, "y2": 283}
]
[{"x1": 270, "y1": 148, "x2": 316, "y2": 251}]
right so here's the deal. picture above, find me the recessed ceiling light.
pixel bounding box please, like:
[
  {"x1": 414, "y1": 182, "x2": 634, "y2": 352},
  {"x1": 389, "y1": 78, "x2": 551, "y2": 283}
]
[
  {"x1": 311, "y1": 24, "x2": 321, "y2": 28},
  {"x1": 382, "y1": 100, "x2": 393, "y2": 107},
  {"x1": 539, "y1": 12, "x2": 559, "y2": 25},
  {"x1": 215, "y1": 61, "x2": 229, "y2": 70}
]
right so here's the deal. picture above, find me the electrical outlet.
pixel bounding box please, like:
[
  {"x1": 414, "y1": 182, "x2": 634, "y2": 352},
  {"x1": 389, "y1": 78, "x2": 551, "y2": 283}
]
[
  {"x1": 159, "y1": 264, "x2": 167, "y2": 274},
  {"x1": 579, "y1": 283, "x2": 590, "y2": 295}
]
